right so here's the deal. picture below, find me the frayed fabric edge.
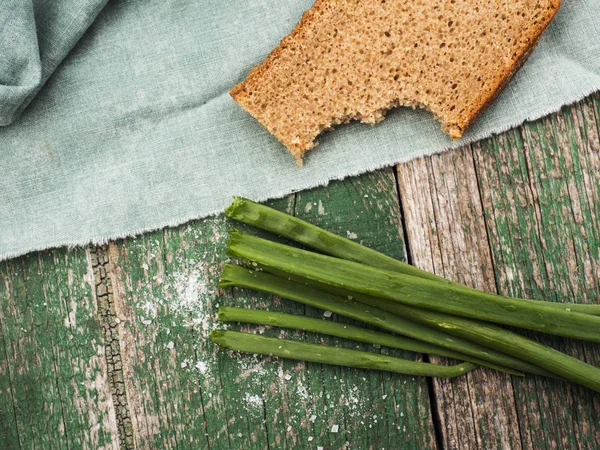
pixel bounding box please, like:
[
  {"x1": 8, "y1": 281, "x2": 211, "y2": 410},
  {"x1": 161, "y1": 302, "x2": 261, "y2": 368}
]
[{"x1": 1, "y1": 87, "x2": 599, "y2": 263}]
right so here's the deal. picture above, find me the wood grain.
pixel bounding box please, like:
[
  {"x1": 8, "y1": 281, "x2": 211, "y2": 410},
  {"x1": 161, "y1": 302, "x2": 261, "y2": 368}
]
[
  {"x1": 397, "y1": 147, "x2": 522, "y2": 450},
  {"x1": 0, "y1": 249, "x2": 120, "y2": 449},
  {"x1": 397, "y1": 95, "x2": 600, "y2": 450}
]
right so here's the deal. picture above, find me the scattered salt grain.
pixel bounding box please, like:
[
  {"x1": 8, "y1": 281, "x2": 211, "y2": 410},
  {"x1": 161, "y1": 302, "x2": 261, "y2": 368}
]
[
  {"x1": 287, "y1": 425, "x2": 292, "y2": 432},
  {"x1": 142, "y1": 263, "x2": 149, "y2": 270},
  {"x1": 284, "y1": 373, "x2": 292, "y2": 381},
  {"x1": 309, "y1": 414, "x2": 317, "y2": 423},
  {"x1": 346, "y1": 231, "x2": 358, "y2": 240},
  {"x1": 317, "y1": 200, "x2": 325, "y2": 215},
  {"x1": 244, "y1": 393, "x2": 262, "y2": 406},
  {"x1": 331, "y1": 424, "x2": 339, "y2": 433},
  {"x1": 195, "y1": 360, "x2": 208, "y2": 374},
  {"x1": 372, "y1": 344, "x2": 381, "y2": 349},
  {"x1": 166, "y1": 341, "x2": 175, "y2": 350},
  {"x1": 323, "y1": 310, "x2": 333, "y2": 318},
  {"x1": 318, "y1": 447, "x2": 324, "y2": 450},
  {"x1": 382, "y1": 394, "x2": 388, "y2": 400},
  {"x1": 181, "y1": 360, "x2": 188, "y2": 369},
  {"x1": 308, "y1": 436, "x2": 313, "y2": 442}
]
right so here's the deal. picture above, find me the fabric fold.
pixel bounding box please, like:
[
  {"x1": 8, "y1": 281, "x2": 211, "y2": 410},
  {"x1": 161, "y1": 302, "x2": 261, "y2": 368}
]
[{"x1": 0, "y1": 0, "x2": 108, "y2": 126}]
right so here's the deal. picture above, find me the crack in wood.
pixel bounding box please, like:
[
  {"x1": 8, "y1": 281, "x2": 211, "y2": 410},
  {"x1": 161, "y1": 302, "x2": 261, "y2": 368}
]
[{"x1": 89, "y1": 246, "x2": 135, "y2": 449}]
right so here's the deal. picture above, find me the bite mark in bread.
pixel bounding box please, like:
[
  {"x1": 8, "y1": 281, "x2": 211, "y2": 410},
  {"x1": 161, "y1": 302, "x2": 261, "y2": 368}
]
[{"x1": 231, "y1": 0, "x2": 561, "y2": 165}]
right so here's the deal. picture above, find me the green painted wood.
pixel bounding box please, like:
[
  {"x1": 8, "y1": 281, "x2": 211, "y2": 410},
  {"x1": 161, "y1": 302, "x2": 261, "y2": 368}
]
[
  {"x1": 294, "y1": 169, "x2": 436, "y2": 450},
  {"x1": 107, "y1": 223, "x2": 229, "y2": 449},
  {"x1": 397, "y1": 97, "x2": 600, "y2": 450},
  {"x1": 473, "y1": 97, "x2": 600, "y2": 449},
  {"x1": 0, "y1": 249, "x2": 120, "y2": 449}
]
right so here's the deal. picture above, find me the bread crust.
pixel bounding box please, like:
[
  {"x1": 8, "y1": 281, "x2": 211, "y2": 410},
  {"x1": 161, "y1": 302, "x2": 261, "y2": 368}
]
[
  {"x1": 453, "y1": 0, "x2": 561, "y2": 137},
  {"x1": 231, "y1": 0, "x2": 561, "y2": 164}
]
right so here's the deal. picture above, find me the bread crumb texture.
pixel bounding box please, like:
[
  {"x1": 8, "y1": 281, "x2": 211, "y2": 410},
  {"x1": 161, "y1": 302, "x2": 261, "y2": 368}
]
[{"x1": 230, "y1": 0, "x2": 561, "y2": 164}]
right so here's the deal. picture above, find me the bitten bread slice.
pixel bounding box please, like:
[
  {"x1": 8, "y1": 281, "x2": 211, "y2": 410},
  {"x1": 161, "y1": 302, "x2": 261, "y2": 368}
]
[{"x1": 231, "y1": 0, "x2": 560, "y2": 165}]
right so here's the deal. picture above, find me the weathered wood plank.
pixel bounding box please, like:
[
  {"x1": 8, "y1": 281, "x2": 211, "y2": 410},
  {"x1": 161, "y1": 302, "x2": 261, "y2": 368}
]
[
  {"x1": 293, "y1": 169, "x2": 436, "y2": 450},
  {"x1": 397, "y1": 148, "x2": 522, "y2": 450},
  {"x1": 0, "y1": 249, "x2": 120, "y2": 449},
  {"x1": 0, "y1": 269, "x2": 21, "y2": 449},
  {"x1": 397, "y1": 96, "x2": 600, "y2": 450},
  {"x1": 108, "y1": 223, "x2": 230, "y2": 449},
  {"x1": 473, "y1": 98, "x2": 600, "y2": 449}
]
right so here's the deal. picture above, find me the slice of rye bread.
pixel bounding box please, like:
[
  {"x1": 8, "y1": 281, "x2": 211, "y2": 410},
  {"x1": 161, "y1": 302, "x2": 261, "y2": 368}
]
[{"x1": 231, "y1": 0, "x2": 561, "y2": 165}]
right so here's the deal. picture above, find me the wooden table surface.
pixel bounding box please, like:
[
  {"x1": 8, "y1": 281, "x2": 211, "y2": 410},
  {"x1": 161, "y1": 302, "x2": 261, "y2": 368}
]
[{"x1": 1, "y1": 93, "x2": 599, "y2": 450}]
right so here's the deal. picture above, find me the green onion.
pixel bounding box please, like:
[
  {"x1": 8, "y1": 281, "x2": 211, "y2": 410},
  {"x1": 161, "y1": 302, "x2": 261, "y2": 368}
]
[
  {"x1": 218, "y1": 306, "x2": 488, "y2": 362},
  {"x1": 351, "y1": 293, "x2": 600, "y2": 393},
  {"x1": 220, "y1": 264, "x2": 537, "y2": 376},
  {"x1": 210, "y1": 330, "x2": 477, "y2": 378},
  {"x1": 226, "y1": 197, "x2": 600, "y2": 317},
  {"x1": 221, "y1": 265, "x2": 600, "y2": 392},
  {"x1": 226, "y1": 229, "x2": 600, "y2": 343}
]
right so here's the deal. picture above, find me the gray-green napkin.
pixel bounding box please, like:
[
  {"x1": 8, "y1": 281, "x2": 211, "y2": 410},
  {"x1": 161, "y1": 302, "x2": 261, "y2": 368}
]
[
  {"x1": 0, "y1": 0, "x2": 107, "y2": 126},
  {"x1": 0, "y1": 0, "x2": 599, "y2": 261}
]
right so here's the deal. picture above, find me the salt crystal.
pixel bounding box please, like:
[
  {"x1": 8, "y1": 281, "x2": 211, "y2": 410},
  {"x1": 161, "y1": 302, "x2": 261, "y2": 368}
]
[
  {"x1": 331, "y1": 424, "x2": 339, "y2": 433},
  {"x1": 323, "y1": 310, "x2": 333, "y2": 318},
  {"x1": 195, "y1": 360, "x2": 207, "y2": 374},
  {"x1": 309, "y1": 414, "x2": 317, "y2": 422},
  {"x1": 284, "y1": 373, "x2": 292, "y2": 381},
  {"x1": 382, "y1": 394, "x2": 388, "y2": 400},
  {"x1": 142, "y1": 263, "x2": 149, "y2": 270},
  {"x1": 166, "y1": 341, "x2": 175, "y2": 350},
  {"x1": 318, "y1": 447, "x2": 324, "y2": 450},
  {"x1": 373, "y1": 344, "x2": 381, "y2": 349},
  {"x1": 346, "y1": 231, "x2": 358, "y2": 240},
  {"x1": 308, "y1": 436, "x2": 313, "y2": 442},
  {"x1": 287, "y1": 425, "x2": 292, "y2": 432},
  {"x1": 181, "y1": 360, "x2": 188, "y2": 369}
]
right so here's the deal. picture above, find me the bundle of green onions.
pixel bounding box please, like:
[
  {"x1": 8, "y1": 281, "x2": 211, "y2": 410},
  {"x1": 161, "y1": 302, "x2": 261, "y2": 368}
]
[{"x1": 211, "y1": 197, "x2": 600, "y2": 391}]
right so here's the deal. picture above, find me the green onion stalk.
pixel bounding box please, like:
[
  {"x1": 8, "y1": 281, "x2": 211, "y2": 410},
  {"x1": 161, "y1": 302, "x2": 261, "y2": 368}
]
[
  {"x1": 225, "y1": 197, "x2": 600, "y2": 317},
  {"x1": 210, "y1": 330, "x2": 476, "y2": 378}
]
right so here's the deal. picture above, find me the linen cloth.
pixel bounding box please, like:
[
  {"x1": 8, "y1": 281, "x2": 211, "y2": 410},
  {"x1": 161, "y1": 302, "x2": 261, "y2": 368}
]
[
  {"x1": 0, "y1": 0, "x2": 599, "y2": 261},
  {"x1": 0, "y1": 0, "x2": 108, "y2": 126}
]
